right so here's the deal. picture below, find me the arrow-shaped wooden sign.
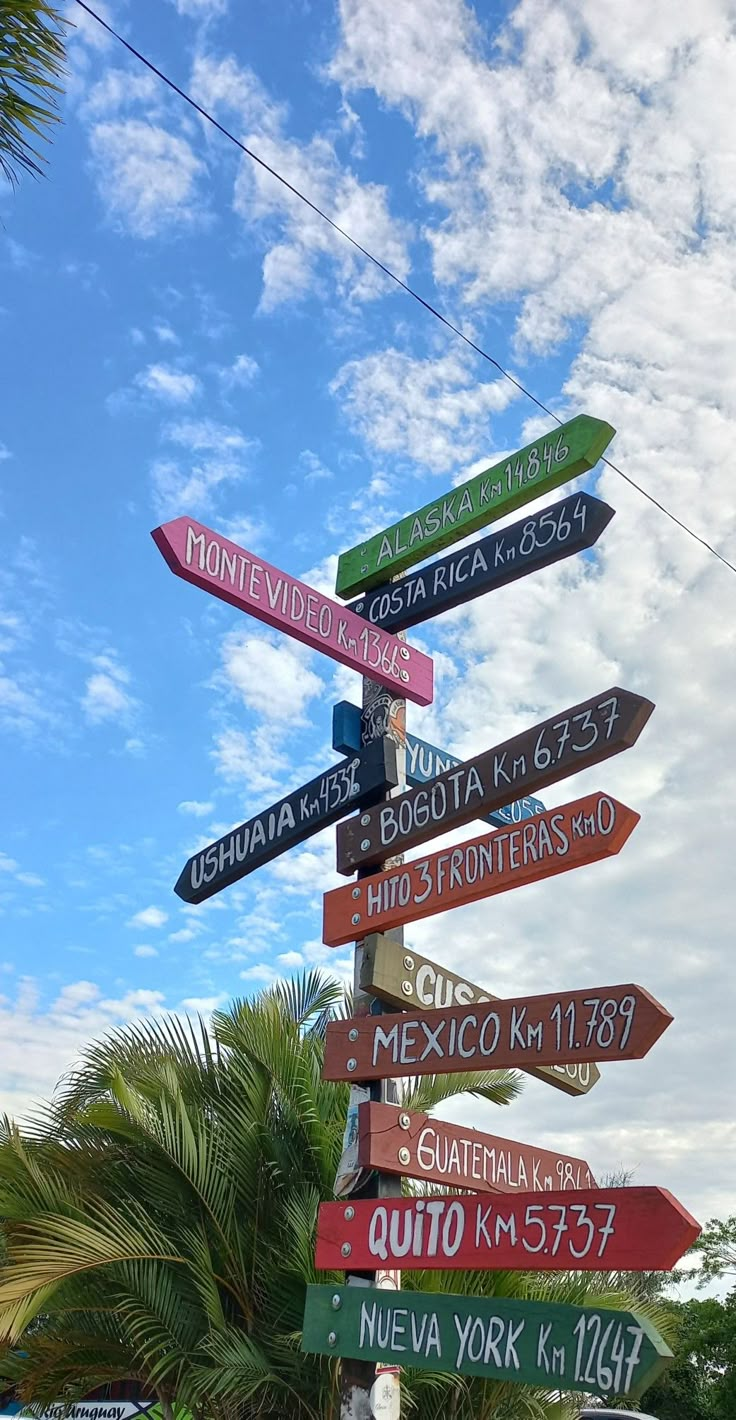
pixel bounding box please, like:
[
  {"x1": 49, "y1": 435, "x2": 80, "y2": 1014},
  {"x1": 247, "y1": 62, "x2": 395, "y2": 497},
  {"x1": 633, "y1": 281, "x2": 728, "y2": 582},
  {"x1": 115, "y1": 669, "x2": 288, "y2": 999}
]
[
  {"x1": 332, "y1": 700, "x2": 546, "y2": 829},
  {"x1": 357, "y1": 1101, "x2": 597, "y2": 1193},
  {"x1": 321, "y1": 981, "x2": 672, "y2": 1082},
  {"x1": 336, "y1": 686, "x2": 653, "y2": 873},
  {"x1": 151, "y1": 517, "x2": 433, "y2": 706},
  {"x1": 345, "y1": 493, "x2": 615, "y2": 632},
  {"x1": 315, "y1": 1186, "x2": 700, "y2": 1272},
  {"x1": 302, "y1": 1285, "x2": 672, "y2": 1398},
  {"x1": 175, "y1": 738, "x2": 398, "y2": 904},
  {"x1": 360, "y1": 936, "x2": 600, "y2": 1095},
  {"x1": 334, "y1": 414, "x2": 615, "y2": 598},
  {"x1": 325, "y1": 791, "x2": 639, "y2": 946}
]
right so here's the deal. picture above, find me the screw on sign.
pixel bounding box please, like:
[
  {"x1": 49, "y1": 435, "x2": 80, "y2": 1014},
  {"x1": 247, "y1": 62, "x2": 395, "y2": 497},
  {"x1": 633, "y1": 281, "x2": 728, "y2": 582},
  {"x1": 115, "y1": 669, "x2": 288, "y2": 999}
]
[
  {"x1": 332, "y1": 699, "x2": 546, "y2": 830},
  {"x1": 151, "y1": 517, "x2": 433, "y2": 706},
  {"x1": 325, "y1": 792, "x2": 640, "y2": 947},
  {"x1": 334, "y1": 414, "x2": 616, "y2": 597},
  {"x1": 315, "y1": 1187, "x2": 700, "y2": 1273},
  {"x1": 321, "y1": 982, "x2": 672, "y2": 1083},
  {"x1": 360, "y1": 935, "x2": 600, "y2": 1096},
  {"x1": 173, "y1": 737, "x2": 398, "y2": 905},
  {"x1": 336, "y1": 687, "x2": 653, "y2": 873},
  {"x1": 357, "y1": 1102, "x2": 597, "y2": 1195},
  {"x1": 301, "y1": 1285, "x2": 673, "y2": 1398},
  {"x1": 346, "y1": 493, "x2": 615, "y2": 632}
]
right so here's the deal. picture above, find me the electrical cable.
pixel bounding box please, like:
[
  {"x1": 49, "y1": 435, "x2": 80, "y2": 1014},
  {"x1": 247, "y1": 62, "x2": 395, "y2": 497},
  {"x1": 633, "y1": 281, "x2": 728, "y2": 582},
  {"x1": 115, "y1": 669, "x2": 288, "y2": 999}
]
[{"x1": 74, "y1": 0, "x2": 736, "y2": 577}]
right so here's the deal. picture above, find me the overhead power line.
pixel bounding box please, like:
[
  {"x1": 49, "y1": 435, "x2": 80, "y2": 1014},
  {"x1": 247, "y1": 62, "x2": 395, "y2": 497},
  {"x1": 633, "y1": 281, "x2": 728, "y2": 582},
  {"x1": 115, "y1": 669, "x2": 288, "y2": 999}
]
[{"x1": 75, "y1": 0, "x2": 736, "y2": 578}]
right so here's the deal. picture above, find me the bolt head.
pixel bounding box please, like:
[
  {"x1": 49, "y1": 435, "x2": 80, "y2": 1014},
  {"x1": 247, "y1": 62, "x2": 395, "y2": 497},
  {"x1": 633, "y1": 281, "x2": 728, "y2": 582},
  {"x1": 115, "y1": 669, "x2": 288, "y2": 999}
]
[
  {"x1": 351, "y1": 913, "x2": 361, "y2": 926},
  {"x1": 398, "y1": 1147, "x2": 411, "y2": 1165},
  {"x1": 348, "y1": 1028, "x2": 359, "y2": 1042},
  {"x1": 360, "y1": 838, "x2": 371, "y2": 851},
  {"x1": 399, "y1": 669, "x2": 409, "y2": 682},
  {"x1": 341, "y1": 1242, "x2": 352, "y2": 1258},
  {"x1": 401, "y1": 981, "x2": 413, "y2": 996},
  {"x1": 347, "y1": 1058, "x2": 357, "y2": 1072},
  {"x1": 328, "y1": 1330, "x2": 337, "y2": 1346},
  {"x1": 403, "y1": 955, "x2": 414, "y2": 970},
  {"x1": 399, "y1": 1113, "x2": 411, "y2": 1130},
  {"x1": 331, "y1": 1293, "x2": 342, "y2": 1309},
  {"x1": 344, "y1": 1206, "x2": 355, "y2": 1221},
  {"x1": 352, "y1": 887, "x2": 361, "y2": 899},
  {"x1": 399, "y1": 646, "x2": 410, "y2": 660},
  {"x1": 360, "y1": 813, "x2": 371, "y2": 826}
]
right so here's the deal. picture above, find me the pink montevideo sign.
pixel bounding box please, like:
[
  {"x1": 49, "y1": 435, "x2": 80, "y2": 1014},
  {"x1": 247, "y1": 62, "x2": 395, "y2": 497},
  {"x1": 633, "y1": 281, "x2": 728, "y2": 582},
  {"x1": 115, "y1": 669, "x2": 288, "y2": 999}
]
[{"x1": 151, "y1": 518, "x2": 434, "y2": 706}]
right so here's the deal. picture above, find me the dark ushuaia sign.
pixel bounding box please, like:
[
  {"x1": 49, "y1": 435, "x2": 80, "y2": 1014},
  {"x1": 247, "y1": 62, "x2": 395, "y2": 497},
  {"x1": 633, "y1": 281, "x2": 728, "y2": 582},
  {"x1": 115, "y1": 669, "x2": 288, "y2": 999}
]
[
  {"x1": 175, "y1": 737, "x2": 398, "y2": 904},
  {"x1": 346, "y1": 493, "x2": 615, "y2": 632}
]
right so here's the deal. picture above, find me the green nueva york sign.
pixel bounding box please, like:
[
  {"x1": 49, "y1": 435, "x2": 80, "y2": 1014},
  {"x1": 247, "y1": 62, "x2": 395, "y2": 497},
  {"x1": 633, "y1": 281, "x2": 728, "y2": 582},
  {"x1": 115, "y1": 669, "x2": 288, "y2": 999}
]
[
  {"x1": 335, "y1": 415, "x2": 615, "y2": 598},
  {"x1": 302, "y1": 1285, "x2": 671, "y2": 1399}
]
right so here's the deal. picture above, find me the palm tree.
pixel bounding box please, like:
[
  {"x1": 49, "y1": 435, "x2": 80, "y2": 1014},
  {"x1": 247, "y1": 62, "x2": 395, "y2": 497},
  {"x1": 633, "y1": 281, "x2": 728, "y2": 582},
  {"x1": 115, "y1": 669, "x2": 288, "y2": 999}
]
[
  {"x1": 0, "y1": 971, "x2": 671, "y2": 1418},
  {"x1": 0, "y1": 2, "x2": 67, "y2": 186}
]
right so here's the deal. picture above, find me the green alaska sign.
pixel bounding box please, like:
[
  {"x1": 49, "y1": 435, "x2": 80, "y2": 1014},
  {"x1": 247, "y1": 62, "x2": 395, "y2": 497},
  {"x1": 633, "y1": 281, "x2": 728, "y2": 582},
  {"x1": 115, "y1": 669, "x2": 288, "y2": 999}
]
[
  {"x1": 302, "y1": 1285, "x2": 671, "y2": 1399},
  {"x1": 335, "y1": 414, "x2": 615, "y2": 598}
]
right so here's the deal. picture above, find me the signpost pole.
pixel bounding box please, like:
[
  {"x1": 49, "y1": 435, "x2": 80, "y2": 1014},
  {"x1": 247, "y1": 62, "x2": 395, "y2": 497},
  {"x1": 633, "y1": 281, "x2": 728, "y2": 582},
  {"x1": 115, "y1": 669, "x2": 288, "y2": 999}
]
[{"x1": 339, "y1": 661, "x2": 407, "y2": 1420}]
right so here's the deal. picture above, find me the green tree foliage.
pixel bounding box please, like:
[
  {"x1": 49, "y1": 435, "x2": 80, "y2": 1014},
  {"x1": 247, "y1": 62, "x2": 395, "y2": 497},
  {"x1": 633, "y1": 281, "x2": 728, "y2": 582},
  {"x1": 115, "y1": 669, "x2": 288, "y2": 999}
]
[
  {"x1": 689, "y1": 1216, "x2": 736, "y2": 1286},
  {"x1": 0, "y1": 1, "x2": 67, "y2": 185},
  {"x1": 0, "y1": 972, "x2": 672, "y2": 1419}
]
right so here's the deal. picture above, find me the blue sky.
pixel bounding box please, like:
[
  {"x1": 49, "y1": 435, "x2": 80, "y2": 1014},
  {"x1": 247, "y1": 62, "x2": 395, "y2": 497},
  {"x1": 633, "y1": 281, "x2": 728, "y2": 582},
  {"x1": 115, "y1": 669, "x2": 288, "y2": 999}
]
[{"x1": 2, "y1": 0, "x2": 736, "y2": 1240}]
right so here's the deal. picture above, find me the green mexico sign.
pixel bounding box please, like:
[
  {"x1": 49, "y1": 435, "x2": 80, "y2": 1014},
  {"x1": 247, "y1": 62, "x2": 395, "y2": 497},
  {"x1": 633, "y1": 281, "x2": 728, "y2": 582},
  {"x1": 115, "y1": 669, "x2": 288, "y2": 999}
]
[
  {"x1": 302, "y1": 1285, "x2": 671, "y2": 1399},
  {"x1": 335, "y1": 414, "x2": 615, "y2": 598}
]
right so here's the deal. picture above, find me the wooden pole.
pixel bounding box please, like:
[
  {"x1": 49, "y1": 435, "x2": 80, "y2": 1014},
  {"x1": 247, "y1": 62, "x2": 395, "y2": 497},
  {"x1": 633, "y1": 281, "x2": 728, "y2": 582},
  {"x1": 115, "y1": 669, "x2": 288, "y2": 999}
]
[{"x1": 338, "y1": 664, "x2": 407, "y2": 1420}]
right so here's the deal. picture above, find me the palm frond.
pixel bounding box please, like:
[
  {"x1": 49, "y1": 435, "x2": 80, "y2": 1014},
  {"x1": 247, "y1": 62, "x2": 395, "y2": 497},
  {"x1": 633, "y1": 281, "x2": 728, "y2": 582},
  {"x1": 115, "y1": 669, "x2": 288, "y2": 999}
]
[
  {"x1": 0, "y1": 2, "x2": 68, "y2": 186},
  {"x1": 403, "y1": 1068, "x2": 522, "y2": 1114}
]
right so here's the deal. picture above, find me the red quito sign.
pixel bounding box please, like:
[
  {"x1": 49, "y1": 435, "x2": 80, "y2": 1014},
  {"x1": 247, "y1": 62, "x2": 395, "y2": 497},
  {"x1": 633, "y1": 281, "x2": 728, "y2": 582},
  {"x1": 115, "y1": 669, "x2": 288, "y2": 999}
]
[
  {"x1": 151, "y1": 517, "x2": 434, "y2": 706},
  {"x1": 321, "y1": 982, "x2": 672, "y2": 1083},
  {"x1": 323, "y1": 791, "x2": 638, "y2": 946},
  {"x1": 358, "y1": 1102, "x2": 597, "y2": 1195},
  {"x1": 315, "y1": 1187, "x2": 700, "y2": 1274}
]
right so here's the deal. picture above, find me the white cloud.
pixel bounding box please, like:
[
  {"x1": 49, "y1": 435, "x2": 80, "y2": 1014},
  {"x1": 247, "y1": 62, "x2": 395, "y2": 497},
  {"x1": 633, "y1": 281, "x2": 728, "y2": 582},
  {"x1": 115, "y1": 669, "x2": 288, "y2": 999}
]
[
  {"x1": 88, "y1": 121, "x2": 207, "y2": 239},
  {"x1": 133, "y1": 945, "x2": 158, "y2": 958},
  {"x1": 151, "y1": 419, "x2": 258, "y2": 519},
  {"x1": 239, "y1": 964, "x2": 277, "y2": 983},
  {"x1": 128, "y1": 906, "x2": 168, "y2": 930},
  {"x1": 189, "y1": 52, "x2": 285, "y2": 138},
  {"x1": 332, "y1": 347, "x2": 520, "y2": 474},
  {"x1": 154, "y1": 322, "x2": 179, "y2": 345},
  {"x1": 299, "y1": 450, "x2": 334, "y2": 484},
  {"x1": 0, "y1": 976, "x2": 165, "y2": 1121},
  {"x1": 277, "y1": 950, "x2": 305, "y2": 968},
  {"x1": 180, "y1": 993, "x2": 227, "y2": 1012},
  {"x1": 217, "y1": 629, "x2": 324, "y2": 723},
  {"x1": 189, "y1": 51, "x2": 410, "y2": 310},
  {"x1": 135, "y1": 364, "x2": 201, "y2": 404},
  {"x1": 169, "y1": 0, "x2": 228, "y2": 15},
  {"x1": 0, "y1": 443, "x2": 11, "y2": 461},
  {"x1": 82, "y1": 654, "x2": 136, "y2": 726},
  {"x1": 168, "y1": 926, "x2": 198, "y2": 943},
  {"x1": 79, "y1": 69, "x2": 161, "y2": 122},
  {"x1": 219, "y1": 353, "x2": 260, "y2": 390},
  {"x1": 178, "y1": 799, "x2": 215, "y2": 817},
  {"x1": 0, "y1": 668, "x2": 55, "y2": 736},
  {"x1": 238, "y1": 132, "x2": 411, "y2": 311},
  {"x1": 15, "y1": 872, "x2": 44, "y2": 888}
]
